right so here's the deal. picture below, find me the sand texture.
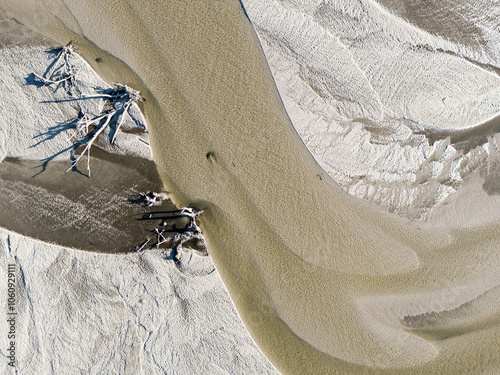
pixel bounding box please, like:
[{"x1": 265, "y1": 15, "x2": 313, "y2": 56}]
[
  {"x1": 1, "y1": 0, "x2": 500, "y2": 374},
  {"x1": 0, "y1": 43, "x2": 278, "y2": 374},
  {"x1": 0, "y1": 228, "x2": 278, "y2": 374},
  {"x1": 0, "y1": 45, "x2": 162, "y2": 253},
  {"x1": 244, "y1": 0, "x2": 500, "y2": 219}
]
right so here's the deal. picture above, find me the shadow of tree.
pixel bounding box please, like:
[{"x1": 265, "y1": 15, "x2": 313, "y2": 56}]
[
  {"x1": 28, "y1": 145, "x2": 88, "y2": 178},
  {"x1": 28, "y1": 111, "x2": 88, "y2": 177},
  {"x1": 29, "y1": 116, "x2": 79, "y2": 149},
  {"x1": 24, "y1": 72, "x2": 46, "y2": 88},
  {"x1": 24, "y1": 46, "x2": 145, "y2": 178}
]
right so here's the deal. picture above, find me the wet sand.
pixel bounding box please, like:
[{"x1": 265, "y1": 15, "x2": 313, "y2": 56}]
[
  {"x1": 0, "y1": 154, "x2": 188, "y2": 254},
  {"x1": 0, "y1": 29, "x2": 277, "y2": 373},
  {"x1": 2, "y1": 1, "x2": 500, "y2": 374}
]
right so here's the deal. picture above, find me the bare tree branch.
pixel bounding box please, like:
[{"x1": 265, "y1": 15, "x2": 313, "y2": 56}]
[
  {"x1": 34, "y1": 43, "x2": 76, "y2": 94},
  {"x1": 66, "y1": 83, "x2": 141, "y2": 175}
]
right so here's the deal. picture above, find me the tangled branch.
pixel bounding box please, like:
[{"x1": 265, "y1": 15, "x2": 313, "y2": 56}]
[
  {"x1": 34, "y1": 43, "x2": 76, "y2": 94},
  {"x1": 67, "y1": 83, "x2": 141, "y2": 176},
  {"x1": 31, "y1": 44, "x2": 144, "y2": 176},
  {"x1": 134, "y1": 207, "x2": 205, "y2": 256}
]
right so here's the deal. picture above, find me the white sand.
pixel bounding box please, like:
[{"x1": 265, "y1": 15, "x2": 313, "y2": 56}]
[
  {"x1": 0, "y1": 46, "x2": 151, "y2": 163},
  {"x1": 243, "y1": 0, "x2": 500, "y2": 218},
  {"x1": 0, "y1": 229, "x2": 278, "y2": 374}
]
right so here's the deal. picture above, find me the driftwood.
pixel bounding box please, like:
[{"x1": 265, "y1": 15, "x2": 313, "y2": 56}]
[
  {"x1": 134, "y1": 207, "x2": 205, "y2": 255},
  {"x1": 128, "y1": 192, "x2": 166, "y2": 208},
  {"x1": 33, "y1": 44, "x2": 143, "y2": 176},
  {"x1": 66, "y1": 83, "x2": 141, "y2": 176},
  {"x1": 34, "y1": 43, "x2": 76, "y2": 94},
  {"x1": 167, "y1": 208, "x2": 205, "y2": 258}
]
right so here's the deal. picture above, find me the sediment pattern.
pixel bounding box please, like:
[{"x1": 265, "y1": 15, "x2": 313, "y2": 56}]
[{"x1": 1, "y1": 1, "x2": 500, "y2": 374}]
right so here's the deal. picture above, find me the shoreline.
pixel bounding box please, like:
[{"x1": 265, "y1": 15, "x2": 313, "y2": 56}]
[
  {"x1": 0, "y1": 40, "x2": 278, "y2": 373},
  {"x1": 2, "y1": 1, "x2": 500, "y2": 374}
]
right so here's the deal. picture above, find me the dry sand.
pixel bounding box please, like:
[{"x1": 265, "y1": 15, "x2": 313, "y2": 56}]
[
  {"x1": 1, "y1": 1, "x2": 500, "y2": 374},
  {"x1": 244, "y1": 0, "x2": 500, "y2": 219},
  {"x1": 0, "y1": 228, "x2": 279, "y2": 374}
]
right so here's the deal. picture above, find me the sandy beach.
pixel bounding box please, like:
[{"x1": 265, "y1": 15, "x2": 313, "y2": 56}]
[{"x1": 1, "y1": 0, "x2": 500, "y2": 374}]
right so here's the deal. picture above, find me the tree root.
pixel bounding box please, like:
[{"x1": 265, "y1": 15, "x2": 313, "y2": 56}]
[
  {"x1": 33, "y1": 44, "x2": 143, "y2": 176},
  {"x1": 66, "y1": 83, "x2": 140, "y2": 176},
  {"x1": 34, "y1": 43, "x2": 76, "y2": 94},
  {"x1": 134, "y1": 208, "x2": 205, "y2": 256}
]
